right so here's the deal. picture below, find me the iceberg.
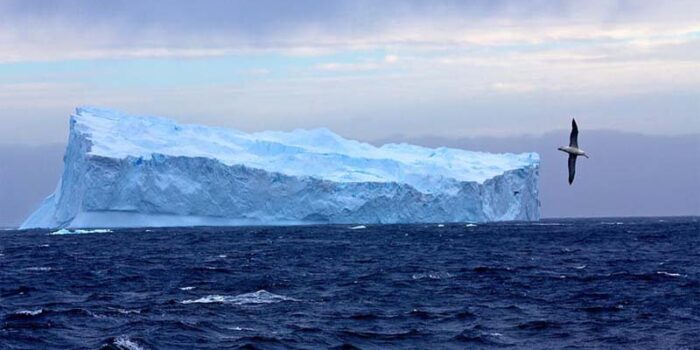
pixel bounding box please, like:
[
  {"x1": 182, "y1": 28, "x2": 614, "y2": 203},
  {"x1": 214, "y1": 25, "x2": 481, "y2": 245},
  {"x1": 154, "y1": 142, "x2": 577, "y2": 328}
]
[{"x1": 21, "y1": 107, "x2": 540, "y2": 229}]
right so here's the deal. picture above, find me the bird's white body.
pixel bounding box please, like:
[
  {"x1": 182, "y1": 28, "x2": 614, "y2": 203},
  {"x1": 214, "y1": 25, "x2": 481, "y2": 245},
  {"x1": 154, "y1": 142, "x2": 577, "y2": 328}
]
[{"x1": 558, "y1": 146, "x2": 588, "y2": 157}]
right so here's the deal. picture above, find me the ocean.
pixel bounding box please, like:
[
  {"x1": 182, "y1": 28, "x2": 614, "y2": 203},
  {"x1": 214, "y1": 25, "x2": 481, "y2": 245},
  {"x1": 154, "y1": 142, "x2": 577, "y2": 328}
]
[{"x1": 1, "y1": 217, "x2": 698, "y2": 349}]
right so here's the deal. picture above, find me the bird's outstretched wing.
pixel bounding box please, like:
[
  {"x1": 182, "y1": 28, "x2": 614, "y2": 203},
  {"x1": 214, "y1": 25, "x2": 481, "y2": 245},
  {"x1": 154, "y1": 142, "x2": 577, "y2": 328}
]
[
  {"x1": 568, "y1": 154, "x2": 577, "y2": 184},
  {"x1": 569, "y1": 118, "x2": 578, "y2": 148}
]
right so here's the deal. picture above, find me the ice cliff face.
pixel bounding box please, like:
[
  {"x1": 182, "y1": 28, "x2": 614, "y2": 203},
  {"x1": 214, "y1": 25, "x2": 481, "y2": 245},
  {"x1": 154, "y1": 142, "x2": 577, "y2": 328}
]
[{"x1": 21, "y1": 107, "x2": 540, "y2": 229}]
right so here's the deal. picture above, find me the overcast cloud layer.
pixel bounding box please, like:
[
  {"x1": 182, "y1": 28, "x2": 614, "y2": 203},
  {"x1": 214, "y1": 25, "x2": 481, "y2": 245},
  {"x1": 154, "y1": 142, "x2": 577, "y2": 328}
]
[{"x1": 0, "y1": 0, "x2": 698, "y2": 144}]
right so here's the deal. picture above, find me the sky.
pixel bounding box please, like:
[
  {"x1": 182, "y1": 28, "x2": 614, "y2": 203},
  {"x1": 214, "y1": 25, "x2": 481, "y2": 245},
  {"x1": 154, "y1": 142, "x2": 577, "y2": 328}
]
[{"x1": 0, "y1": 0, "x2": 699, "y2": 144}]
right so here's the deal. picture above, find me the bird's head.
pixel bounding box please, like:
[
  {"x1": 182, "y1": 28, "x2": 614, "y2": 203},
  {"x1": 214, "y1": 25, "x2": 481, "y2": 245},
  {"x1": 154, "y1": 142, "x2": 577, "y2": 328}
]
[{"x1": 557, "y1": 147, "x2": 566, "y2": 152}]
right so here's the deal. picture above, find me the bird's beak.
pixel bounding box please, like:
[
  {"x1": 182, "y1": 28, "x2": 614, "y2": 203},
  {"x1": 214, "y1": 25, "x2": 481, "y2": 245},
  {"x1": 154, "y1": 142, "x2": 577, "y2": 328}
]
[{"x1": 583, "y1": 154, "x2": 590, "y2": 159}]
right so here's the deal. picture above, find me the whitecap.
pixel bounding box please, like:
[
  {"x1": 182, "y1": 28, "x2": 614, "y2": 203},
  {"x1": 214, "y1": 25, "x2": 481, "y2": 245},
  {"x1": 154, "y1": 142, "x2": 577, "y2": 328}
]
[
  {"x1": 179, "y1": 286, "x2": 196, "y2": 291},
  {"x1": 573, "y1": 265, "x2": 587, "y2": 270},
  {"x1": 24, "y1": 267, "x2": 52, "y2": 272},
  {"x1": 49, "y1": 228, "x2": 113, "y2": 235},
  {"x1": 465, "y1": 223, "x2": 477, "y2": 227},
  {"x1": 218, "y1": 254, "x2": 227, "y2": 258},
  {"x1": 181, "y1": 290, "x2": 298, "y2": 305},
  {"x1": 80, "y1": 229, "x2": 112, "y2": 233},
  {"x1": 657, "y1": 271, "x2": 682, "y2": 277},
  {"x1": 113, "y1": 335, "x2": 147, "y2": 350},
  {"x1": 50, "y1": 229, "x2": 72, "y2": 235},
  {"x1": 16, "y1": 309, "x2": 43, "y2": 316},
  {"x1": 228, "y1": 326, "x2": 256, "y2": 331},
  {"x1": 411, "y1": 272, "x2": 453, "y2": 280},
  {"x1": 349, "y1": 225, "x2": 366, "y2": 230},
  {"x1": 109, "y1": 307, "x2": 141, "y2": 314},
  {"x1": 182, "y1": 295, "x2": 227, "y2": 304},
  {"x1": 437, "y1": 224, "x2": 445, "y2": 228}
]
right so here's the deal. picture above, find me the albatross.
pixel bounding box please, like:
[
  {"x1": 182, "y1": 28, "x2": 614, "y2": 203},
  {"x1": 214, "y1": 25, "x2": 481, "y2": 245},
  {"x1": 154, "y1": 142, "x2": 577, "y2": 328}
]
[{"x1": 558, "y1": 118, "x2": 589, "y2": 184}]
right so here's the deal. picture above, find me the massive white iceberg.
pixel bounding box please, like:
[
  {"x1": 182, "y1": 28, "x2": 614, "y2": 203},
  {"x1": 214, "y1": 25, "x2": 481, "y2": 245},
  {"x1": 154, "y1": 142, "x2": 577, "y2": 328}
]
[{"x1": 21, "y1": 107, "x2": 540, "y2": 229}]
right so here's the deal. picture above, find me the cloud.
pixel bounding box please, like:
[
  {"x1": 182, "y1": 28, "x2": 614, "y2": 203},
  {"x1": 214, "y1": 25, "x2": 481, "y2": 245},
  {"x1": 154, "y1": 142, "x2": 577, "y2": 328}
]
[
  {"x1": 315, "y1": 62, "x2": 381, "y2": 72},
  {"x1": 0, "y1": 0, "x2": 698, "y2": 62},
  {"x1": 314, "y1": 55, "x2": 400, "y2": 72},
  {"x1": 491, "y1": 82, "x2": 536, "y2": 93},
  {"x1": 384, "y1": 55, "x2": 399, "y2": 64},
  {"x1": 0, "y1": 0, "x2": 698, "y2": 144}
]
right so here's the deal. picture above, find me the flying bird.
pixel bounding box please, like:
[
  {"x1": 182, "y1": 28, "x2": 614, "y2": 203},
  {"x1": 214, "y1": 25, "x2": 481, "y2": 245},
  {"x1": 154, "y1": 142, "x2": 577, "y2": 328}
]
[{"x1": 558, "y1": 118, "x2": 589, "y2": 184}]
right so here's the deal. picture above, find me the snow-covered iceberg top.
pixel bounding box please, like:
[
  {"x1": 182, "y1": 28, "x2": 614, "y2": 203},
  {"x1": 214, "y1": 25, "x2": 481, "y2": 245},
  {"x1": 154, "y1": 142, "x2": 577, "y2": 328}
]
[{"x1": 73, "y1": 107, "x2": 538, "y2": 190}]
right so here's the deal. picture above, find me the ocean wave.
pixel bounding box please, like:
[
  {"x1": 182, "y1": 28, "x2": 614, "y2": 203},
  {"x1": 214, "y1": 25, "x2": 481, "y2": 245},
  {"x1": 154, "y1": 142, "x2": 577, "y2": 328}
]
[
  {"x1": 452, "y1": 309, "x2": 477, "y2": 319},
  {"x1": 179, "y1": 286, "x2": 196, "y2": 291},
  {"x1": 472, "y1": 266, "x2": 514, "y2": 274},
  {"x1": 453, "y1": 326, "x2": 510, "y2": 345},
  {"x1": 7, "y1": 308, "x2": 98, "y2": 321},
  {"x1": 340, "y1": 328, "x2": 422, "y2": 340},
  {"x1": 109, "y1": 335, "x2": 148, "y2": 350},
  {"x1": 13, "y1": 309, "x2": 44, "y2": 317},
  {"x1": 289, "y1": 324, "x2": 323, "y2": 333},
  {"x1": 24, "y1": 266, "x2": 53, "y2": 272},
  {"x1": 348, "y1": 312, "x2": 384, "y2": 320},
  {"x1": 657, "y1": 271, "x2": 683, "y2": 277},
  {"x1": 406, "y1": 308, "x2": 456, "y2": 320},
  {"x1": 108, "y1": 307, "x2": 141, "y2": 315},
  {"x1": 411, "y1": 271, "x2": 453, "y2": 280},
  {"x1": 465, "y1": 223, "x2": 477, "y2": 227},
  {"x1": 181, "y1": 290, "x2": 298, "y2": 305},
  {"x1": 561, "y1": 271, "x2": 687, "y2": 283},
  {"x1": 517, "y1": 320, "x2": 563, "y2": 330},
  {"x1": 349, "y1": 225, "x2": 367, "y2": 230},
  {"x1": 578, "y1": 304, "x2": 624, "y2": 313},
  {"x1": 49, "y1": 228, "x2": 113, "y2": 235},
  {"x1": 1, "y1": 286, "x2": 38, "y2": 298}
]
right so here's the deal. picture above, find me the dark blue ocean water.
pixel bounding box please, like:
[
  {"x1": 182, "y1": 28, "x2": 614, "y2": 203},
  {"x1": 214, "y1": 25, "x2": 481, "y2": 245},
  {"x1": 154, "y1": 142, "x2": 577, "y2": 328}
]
[{"x1": 1, "y1": 217, "x2": 699, "y2": 349}]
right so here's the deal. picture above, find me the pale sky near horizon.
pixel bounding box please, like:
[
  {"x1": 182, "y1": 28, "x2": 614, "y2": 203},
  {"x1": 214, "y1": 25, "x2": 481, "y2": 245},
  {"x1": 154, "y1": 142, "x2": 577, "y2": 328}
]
[{"x1": 1, "y1": 0, "x2": 699, "y2": 144}]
